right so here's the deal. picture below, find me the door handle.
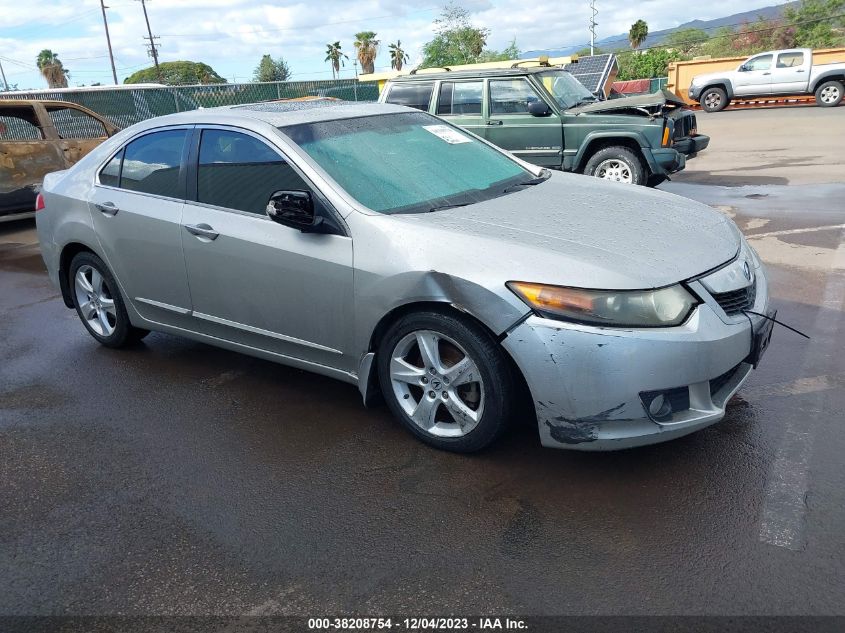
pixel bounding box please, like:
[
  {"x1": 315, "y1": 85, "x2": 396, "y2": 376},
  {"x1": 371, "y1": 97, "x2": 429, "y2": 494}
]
[
  {"x1": 486, "y1": 120, "x2": 503, "y2": 125},
  {"x1": 95, "y1": 202, "x2": 119, "y2": 216},
  {"x1": 184, "y1": 223, "x2": 219, "y2": 240},
  {"x1": 796, "y1": 69, "x2": 805, "y2": 72},
  {"x1": 762, "y1": 72, "x2": 771, "y2": 75}
]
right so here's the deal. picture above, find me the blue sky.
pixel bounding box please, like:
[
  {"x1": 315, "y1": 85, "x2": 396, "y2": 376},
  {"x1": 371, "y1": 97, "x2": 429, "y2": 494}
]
[{"x1": 1, "y1": 0, "x2": 784, "y2": 90}]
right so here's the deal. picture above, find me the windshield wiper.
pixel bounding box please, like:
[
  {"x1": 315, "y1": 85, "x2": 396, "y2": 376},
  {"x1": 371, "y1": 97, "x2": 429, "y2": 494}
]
[
  {"x1": 428, "y1": 202, "x2": 472, "y2": 213},
  {"x1": 502, "y1": 169, "x2": 552, "y2": 193},
  {"x1": 567, "y1": 96, "x2": 598, "y2": 109}
]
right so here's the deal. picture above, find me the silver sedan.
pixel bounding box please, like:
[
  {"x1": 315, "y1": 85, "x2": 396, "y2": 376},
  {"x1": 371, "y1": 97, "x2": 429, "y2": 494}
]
[{"x1": 35, "y1": 101, "x2": 772, "y2": 452}]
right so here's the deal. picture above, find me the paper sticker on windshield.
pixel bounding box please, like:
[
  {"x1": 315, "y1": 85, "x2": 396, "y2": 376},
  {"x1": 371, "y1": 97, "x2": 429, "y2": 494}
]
[{"x1": 423, "y1": 125, "x2": 471, "y2": 144}]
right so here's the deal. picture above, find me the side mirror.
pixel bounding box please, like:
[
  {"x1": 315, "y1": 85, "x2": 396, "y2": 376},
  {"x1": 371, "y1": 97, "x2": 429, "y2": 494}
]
[
  {"x1": 738, "y1": 64, "x2": 749, "y2": 72},
  {"x1": 528, "y1": 100, "x2": 553, "y2": 117},
  {"x1": 266, "y1": 190, "x2": 324, "y2": 233}
]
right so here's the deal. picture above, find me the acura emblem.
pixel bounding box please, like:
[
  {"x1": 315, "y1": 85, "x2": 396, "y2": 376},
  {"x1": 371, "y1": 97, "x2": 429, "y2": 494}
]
[{"x1": 742, "y1": 261, "x2": 752, "y2": 281}]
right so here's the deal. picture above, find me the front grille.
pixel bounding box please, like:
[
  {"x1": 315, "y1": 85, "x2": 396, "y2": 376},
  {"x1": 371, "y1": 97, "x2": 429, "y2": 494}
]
[
  {"x1": 673, "y1": 113, "x2": 697, "y2": 139},
  {"x1": 712, "y1": 282, "x2": 756, "y2": 315},
  {"x1": 710, "y1": 364, "x2": 741, "y2": 397}
]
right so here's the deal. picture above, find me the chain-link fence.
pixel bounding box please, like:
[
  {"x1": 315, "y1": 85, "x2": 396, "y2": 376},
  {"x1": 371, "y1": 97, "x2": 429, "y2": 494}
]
[{"x1": 2, "y1": 79, "x2": 380, "y2": 129}]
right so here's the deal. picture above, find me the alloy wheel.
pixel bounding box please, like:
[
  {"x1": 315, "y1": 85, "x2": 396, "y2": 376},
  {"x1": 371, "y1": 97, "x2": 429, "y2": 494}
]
[
  {"x1": 595, "y1": 159, "x2": 633, "y2": 183},
  {"x1": 820, "y1": 85, "x2": 840, "y2": 104},
  {"x1": 704, "y1": 92, "x2": 722, "y2": 109},
  {"x1": 389, "y1": 330, "x2": 485, "y2": 437},
  {"x1": 74, "y1": 265, "x2": 117, "y2": 337}
]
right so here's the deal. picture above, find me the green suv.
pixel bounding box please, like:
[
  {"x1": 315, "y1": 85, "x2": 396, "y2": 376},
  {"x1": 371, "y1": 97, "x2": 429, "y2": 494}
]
[{"x1": 379, "y1": 67, "x2": 709, "y2": 186}]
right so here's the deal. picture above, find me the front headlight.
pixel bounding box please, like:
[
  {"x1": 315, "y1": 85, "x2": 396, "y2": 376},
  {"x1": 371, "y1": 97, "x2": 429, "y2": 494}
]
[
  {"x1": 742, "y1": 235, "x2": 762, "y2": 269},
  {"x1": 507, "y1": 281, "x2": 698, "y2": 327}
]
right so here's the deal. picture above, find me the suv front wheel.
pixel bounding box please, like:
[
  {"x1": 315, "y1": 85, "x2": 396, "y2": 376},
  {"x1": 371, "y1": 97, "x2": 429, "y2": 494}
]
[{"x1": 584, "y1": 146, "x2": 646, "y2": 186}]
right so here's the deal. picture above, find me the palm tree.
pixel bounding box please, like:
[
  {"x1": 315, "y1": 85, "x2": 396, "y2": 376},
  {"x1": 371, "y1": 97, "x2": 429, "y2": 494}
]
[
  {"x1": 628, "y1": 19, "x2": 649, "y2": 50},
  {"x1": 36, "y1": 49, "x2": 69, "y2": 88},
  {"x1": 388, "y1": 40, "x2": 409, "y2": 71},
  {"x1": 353, "y1": 31, "x2": 379, "y2": 75},
  {"x1": 324, "y1": 41, "x2": 348, "y2": 80}
]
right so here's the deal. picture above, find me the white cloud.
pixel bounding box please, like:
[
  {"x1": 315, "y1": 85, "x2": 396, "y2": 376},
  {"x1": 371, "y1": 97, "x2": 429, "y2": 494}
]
[{"x1": 0, "y1": 0, "x2": 786, "y2": 89}]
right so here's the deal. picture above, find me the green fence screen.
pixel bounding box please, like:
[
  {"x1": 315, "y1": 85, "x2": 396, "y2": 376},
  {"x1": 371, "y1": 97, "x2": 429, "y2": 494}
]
[{"x1": 3, "y1": 79, "x2": 379, "y2": 129}]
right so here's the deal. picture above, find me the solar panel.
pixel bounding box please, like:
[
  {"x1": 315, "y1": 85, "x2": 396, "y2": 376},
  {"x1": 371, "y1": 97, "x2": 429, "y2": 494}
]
[{"x1": 564, "y1": 54, "x2": 617, "y2": 97}]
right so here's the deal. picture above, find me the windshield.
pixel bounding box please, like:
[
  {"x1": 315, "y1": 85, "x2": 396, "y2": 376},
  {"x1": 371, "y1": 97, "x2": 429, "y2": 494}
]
[
  {"x1": 279, "y1": 112, "x2": 534, "y2": 214},
  {"x1": 537, "y1": 70, "x2": 597, "y2": 109}
]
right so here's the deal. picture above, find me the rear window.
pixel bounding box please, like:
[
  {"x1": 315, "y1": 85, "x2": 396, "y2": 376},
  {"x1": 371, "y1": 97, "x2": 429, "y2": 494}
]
[{"x1": 384, "y1": 82, "x2": 434, "y2": 111}]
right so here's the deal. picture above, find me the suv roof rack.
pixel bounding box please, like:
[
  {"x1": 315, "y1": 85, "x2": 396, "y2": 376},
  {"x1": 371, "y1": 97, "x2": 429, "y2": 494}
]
[{"x1": 409, "y1": 66, "x2": 451, "y2": 75}]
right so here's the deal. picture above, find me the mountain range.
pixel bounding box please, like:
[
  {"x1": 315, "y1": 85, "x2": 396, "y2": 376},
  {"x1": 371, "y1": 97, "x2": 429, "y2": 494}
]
[{"x1": 521, "y1": 1, "x2": 799, "y2": 57}]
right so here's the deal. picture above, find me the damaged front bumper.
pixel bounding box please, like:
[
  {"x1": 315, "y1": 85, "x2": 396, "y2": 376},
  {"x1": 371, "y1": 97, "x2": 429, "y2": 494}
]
[{"x1": 501, "y1": 267, "x2": 770, "y2": 451}]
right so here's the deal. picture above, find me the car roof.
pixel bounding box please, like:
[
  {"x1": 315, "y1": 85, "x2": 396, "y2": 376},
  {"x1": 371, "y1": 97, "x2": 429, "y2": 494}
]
[
  {"x1": 136, "y1": 100, "x2": 411, "y2": 129},
  {"x1": 387, "y1": 66, "x2": 565, "y2": 82},
  {"x1": 0, "y1": 98, "x2": 97, "y2": 107}
]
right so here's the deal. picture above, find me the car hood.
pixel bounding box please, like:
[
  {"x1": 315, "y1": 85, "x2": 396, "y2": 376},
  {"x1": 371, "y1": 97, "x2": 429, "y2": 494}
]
[
  {"x1": 691, "y1": 71, "x2": 729, "y2": 85},
  {"x1": 387, "y1": 172, "x2": 739, "y2": 290},
  {"x1": 569, "y1": 89, "x2": 688, "y2": 115}
]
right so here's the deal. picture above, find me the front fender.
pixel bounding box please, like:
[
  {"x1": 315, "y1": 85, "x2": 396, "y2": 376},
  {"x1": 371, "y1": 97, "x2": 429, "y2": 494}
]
[
  {"x1": 573, "y1": 131, "x2": 651, "y2": 172},
  {"x1": 353, "y1": 270, "x2": 531, "y2": 404}
]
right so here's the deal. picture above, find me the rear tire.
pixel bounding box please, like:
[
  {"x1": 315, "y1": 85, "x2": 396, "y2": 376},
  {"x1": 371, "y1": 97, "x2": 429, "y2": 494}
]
[
  {"x1": 377, "y1": 310, "x2": 515, "y2": 453},
  {"x1": 700, "y1": 87, "x2": 729, "y2": 113},
  {"x1": 584, "y1": 146, "x2": 646, "y2": 186},
  {"x1": 69, "y1": 252, "x2": 149, "y2": 348},
  {"x1": 815, "y1": 80, "x2": 843, "y2": 107}
]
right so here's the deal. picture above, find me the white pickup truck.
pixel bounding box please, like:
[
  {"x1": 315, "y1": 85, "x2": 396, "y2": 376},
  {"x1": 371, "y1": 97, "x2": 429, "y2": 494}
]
[{"x1": 688, "y1": 48, "x2": 845, "y2": 112}]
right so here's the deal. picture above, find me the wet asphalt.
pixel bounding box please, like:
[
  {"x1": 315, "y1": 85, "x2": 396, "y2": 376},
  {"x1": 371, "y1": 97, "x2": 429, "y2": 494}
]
[{"x1": 2, "y1": 111, "x2": 845, "y2": 617}]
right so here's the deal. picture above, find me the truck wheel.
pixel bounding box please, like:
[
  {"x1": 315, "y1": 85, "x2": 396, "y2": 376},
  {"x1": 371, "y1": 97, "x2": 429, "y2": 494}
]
[
  {"x1": 584, "y1": 146, "x2": 646, "y2": 186},
  {"x1": 700, "y1": 87, "x2": 729, "y2": 113},
  {"x1": 815, "y1": 80, "x2": 843, "y2": 107}
]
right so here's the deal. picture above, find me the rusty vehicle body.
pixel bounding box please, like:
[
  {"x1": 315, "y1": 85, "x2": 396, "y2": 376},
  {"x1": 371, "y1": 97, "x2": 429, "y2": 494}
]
[{"x1": 0, "y1": 99, "x2": 119, "y2": 219}]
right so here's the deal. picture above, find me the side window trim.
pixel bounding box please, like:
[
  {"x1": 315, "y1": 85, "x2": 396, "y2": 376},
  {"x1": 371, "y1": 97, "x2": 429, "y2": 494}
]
[
  {"x1": 94, "y1": 124, "x2": 193, "y2": 202},
  {"x1": 436, "y1": 79, "x2": 484, "y2": 116},
  {"x1": 187, "y1": 124, "x2": 348, "y2": 235}
]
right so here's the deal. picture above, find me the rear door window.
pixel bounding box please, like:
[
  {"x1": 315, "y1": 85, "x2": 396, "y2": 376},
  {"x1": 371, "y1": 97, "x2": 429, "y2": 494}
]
[
  {"x1": 384, "y1": 82, "x2": 434, "y2": 111},
  {"x1": 0, "y1": 106, "x2": 43, "y2": 140},
  {"x1": 776, "y1": 52, "x2": 804, "y2": 68},
  {"x1": 197, "y1": 129, "x2": 312, "y2": 214},
  {"x1": 99, "y1": 149, "x2": 123, "y2": 187},
  {"x1": 46, "y1": 106, "x2": 108, "y2": 139},
  {"x1": 120, "y1": 129, "x2": 187, "y2": 198},
  {"x1": 436, "y1": 81, "x2": 483, "y2": 115}
]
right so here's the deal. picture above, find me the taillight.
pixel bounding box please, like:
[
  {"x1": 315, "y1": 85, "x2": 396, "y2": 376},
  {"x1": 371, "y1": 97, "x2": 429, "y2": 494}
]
[{"x1": 35, "y1": 193, "x2": 46, "y2": 211}]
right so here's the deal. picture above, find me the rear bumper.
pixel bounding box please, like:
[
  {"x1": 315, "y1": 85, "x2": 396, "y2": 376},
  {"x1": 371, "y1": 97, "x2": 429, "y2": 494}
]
[{"x1": 502, "y1": 265, "x2": 770, "y2": 451}]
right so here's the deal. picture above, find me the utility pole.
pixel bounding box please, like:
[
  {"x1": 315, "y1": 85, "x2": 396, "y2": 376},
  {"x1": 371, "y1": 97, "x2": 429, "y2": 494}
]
[
  {"x1": 589, "y1": 0, "x2": 598, "y2": 55},
  {"x1": 100, "y1": 0, "x2": 118, "y2": 84},
  {"x1": 0, "y1": 59, "x2": 9, "y2": 92},
  {"x1": 138, "y1": 0, "x2": 161, "y2": 81}
]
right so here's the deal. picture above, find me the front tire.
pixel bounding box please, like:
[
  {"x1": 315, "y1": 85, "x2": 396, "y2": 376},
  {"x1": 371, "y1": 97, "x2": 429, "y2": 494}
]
[
  {"x1": 584, "y1": 146, "x2": 646, "y2": 186},
  {"x1": 377, "y1": 310, "x2": 515, "y2": 452},
  {"x1": 815, "y1": 80, "x2": 843, "y2": 107},
  {"x1": 69, "y1": 252, "x2": 149, "y2": 348},
  {"x1": 700, "y1": 87, "x2": 729, "y2": 112}
]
